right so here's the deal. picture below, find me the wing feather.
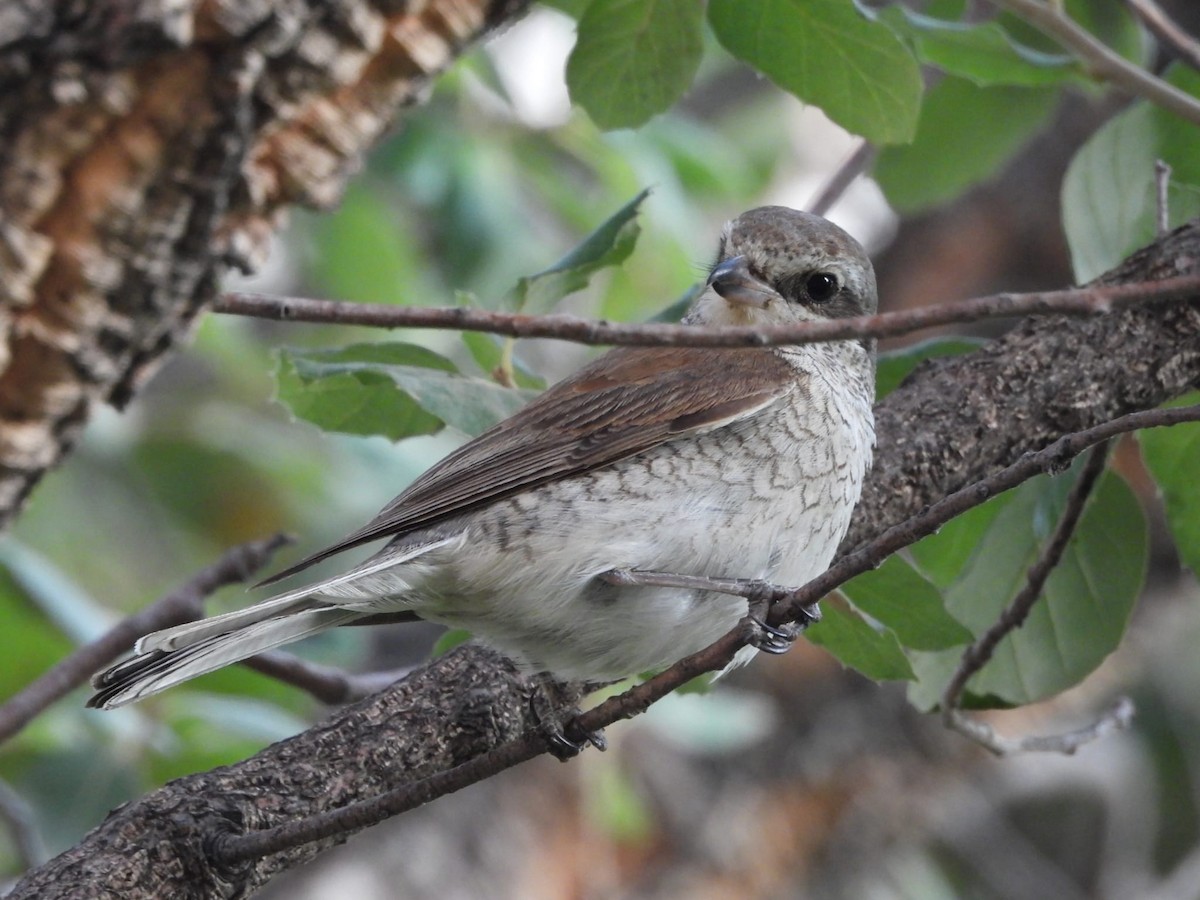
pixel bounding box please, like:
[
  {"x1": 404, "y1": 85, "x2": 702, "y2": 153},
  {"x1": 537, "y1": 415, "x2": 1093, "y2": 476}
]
[{"x1": 262, "y1": 346, "x2": 797, "y2": 585}]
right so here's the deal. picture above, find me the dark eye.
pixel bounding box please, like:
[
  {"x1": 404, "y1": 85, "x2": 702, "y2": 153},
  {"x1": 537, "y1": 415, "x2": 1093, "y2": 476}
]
[{"x1": 806, "y1": 272, "x2": 838, "y2": 303}]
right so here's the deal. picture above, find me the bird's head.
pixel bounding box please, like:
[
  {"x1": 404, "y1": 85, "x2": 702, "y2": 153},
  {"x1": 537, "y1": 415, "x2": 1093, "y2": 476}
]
[{"x1": 690, "y1": 206, "x2": 878, "y2": 328}]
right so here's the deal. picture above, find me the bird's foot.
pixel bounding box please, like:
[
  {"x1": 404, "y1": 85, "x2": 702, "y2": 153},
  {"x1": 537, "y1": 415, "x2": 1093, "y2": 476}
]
[
  {"x1": 742, "y1": 591, "x2": 820, "y2": 655},
  {"x1": 528, "y1": 675, "x2": 607, "y2": 761},
  {"x1": 745, "y1": 617, "x2": 802, "y2": 654}
]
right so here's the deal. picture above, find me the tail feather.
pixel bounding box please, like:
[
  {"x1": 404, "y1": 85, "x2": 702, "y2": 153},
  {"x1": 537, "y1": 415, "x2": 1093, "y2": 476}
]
[
  {"x1": 137, "y1": 592, "x2": 320, "y2": 654},
  {"x1": 89, "y1": 607, "x2": 363, "y2": 709},
  {"x1": 89, "y1": 535, "x2": 460, "y2": 710}
]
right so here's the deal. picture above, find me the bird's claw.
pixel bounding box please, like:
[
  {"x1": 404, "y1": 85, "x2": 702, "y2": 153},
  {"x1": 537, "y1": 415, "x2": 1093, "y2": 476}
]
[
  {"x1": 543, "y1": 721, "x2": 608, "y2": 760},
  {"x1": 747, "y1": 617, "x2": 800, "y2": 654},
  {"x1": 528, "y1": 675, "x2": 607, "y2": 761},
  {"x1": 744, "y1": 603, "x2": 820, "y2": 654}
]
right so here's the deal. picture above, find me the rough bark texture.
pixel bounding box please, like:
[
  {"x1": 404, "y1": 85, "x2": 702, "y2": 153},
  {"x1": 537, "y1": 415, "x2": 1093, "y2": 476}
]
[
  {"x1": 853, "y1": 223, "x2": 1200, "y2": 549},
  {"x1": 0, "y1": 0, "x2": 530, "y2": 526},
  {"x1": 8, "y1": 222, "x2": 1200, "y2": 898}
]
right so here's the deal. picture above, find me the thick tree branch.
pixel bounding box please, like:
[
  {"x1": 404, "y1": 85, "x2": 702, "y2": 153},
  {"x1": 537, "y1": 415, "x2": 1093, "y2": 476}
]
[
  {"x1": 208, "y1": 402, "x2": 1200, "y2": 867},
  {"x1": 9, "y1": 221, "x2": 1200, "y2": 899},
  {"x1": 0, "y1": 0, "x2": 531, "y2": 528}
]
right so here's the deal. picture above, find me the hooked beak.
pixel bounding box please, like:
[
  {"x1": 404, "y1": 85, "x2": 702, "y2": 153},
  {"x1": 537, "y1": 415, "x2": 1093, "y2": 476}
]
[{"x1": 706, "y1": 256, "x2": 778, "y2": 309}]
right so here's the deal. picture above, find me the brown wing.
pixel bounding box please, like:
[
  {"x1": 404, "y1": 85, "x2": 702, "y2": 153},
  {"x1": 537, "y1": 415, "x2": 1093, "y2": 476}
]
[{"x1": 261, "y1": 345, "x2": 798, "y2": 584}]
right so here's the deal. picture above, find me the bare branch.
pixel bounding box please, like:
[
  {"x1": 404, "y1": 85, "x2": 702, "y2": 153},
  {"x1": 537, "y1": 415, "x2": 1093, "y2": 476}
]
[
  {"x1": 0, "y1": 777, "x2": 46, "y2": 871},
  {"x1": 943, "y1": 696, "x2": 1135, "y2": 756},
  {"x1": 941, "y1": 442, "x2": 1111, "y2": 754},
  {"x1": 990, "y1": 0, "x2": 1200, "y2": 125},
  {"x1": 210, "y1": 403, "x2": 1200, "y2": 864},
  {"x1": 807, "y1": 141, "x2": 876, "y2": 217},
  {"x1": 214, "y1": 274, "x2": 1200, "y2": 348},
  {"x1": 1126, "y1": 0, "x2": 1200, "y2": 72},
  {"x1": 0, "y1": 534, "x2": 291, "y2": 746},
  {"x1": 242, "y1": 653, "x2": 414, "y2": 706}
]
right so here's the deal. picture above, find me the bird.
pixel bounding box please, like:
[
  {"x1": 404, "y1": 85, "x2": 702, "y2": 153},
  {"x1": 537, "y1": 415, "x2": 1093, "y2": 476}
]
[{"x1": 89, "y1": 206, "x2": 877, "y2": 710}]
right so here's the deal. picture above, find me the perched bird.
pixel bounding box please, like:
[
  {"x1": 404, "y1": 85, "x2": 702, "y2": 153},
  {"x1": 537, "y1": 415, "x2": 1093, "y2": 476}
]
[{"x1": 90, "y1": 207, "x2": 877, "y2": 710}]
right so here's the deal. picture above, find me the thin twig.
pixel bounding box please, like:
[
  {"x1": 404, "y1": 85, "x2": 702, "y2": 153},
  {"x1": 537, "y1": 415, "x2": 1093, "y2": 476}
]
[
  {"x1": 214, "y1": 275, "x2": 1200, "y2": 348},
  {"x1": 1126, "y1": 0, "x2": 1200, "y2": 72},
  {"x1": 990, "y1": 0, "x2": 1200, "y2": 125},
  {"x1": 945, "y1": 696, "x2": 1135, "y2": 756},
  {"x1": 1156, "y1": 160, "x2": 1173, "y2": 235},
  {"x1": 242, "y1": 654, "x2": 414, "y2": 705},
  {"x1": 212, "y1": 402, "x2": 1200, "y2": 865},
  {"x1": 0, "y1": 778, "x2": 46, "y2": 871},
  {"x1": 807, "y1": 141, "x2": 876, "y2": 217},
  {"x1": 0, "y1": 534, "x2": 292, "y2": 746},
  {"x1": 941, "y1": 443, "x2": 1113, "y2": 755}
]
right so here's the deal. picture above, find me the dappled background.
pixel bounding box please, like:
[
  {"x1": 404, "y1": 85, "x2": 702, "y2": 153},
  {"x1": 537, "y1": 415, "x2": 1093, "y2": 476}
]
[{"x1": 4, "y1": 2, "x2": 1200, "y2": 897}]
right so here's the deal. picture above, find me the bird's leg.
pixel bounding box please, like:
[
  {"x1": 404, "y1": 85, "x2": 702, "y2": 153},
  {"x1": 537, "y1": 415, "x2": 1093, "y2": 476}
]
[
  {"x1": 599, "y1": 568, "x2": 773, "y2": 596},
  {"x1": 527, "y1": 674, "x2": 607, "y2": 761},
  {"x1": 600, "y1": 568, "x2": 817, "y2": 654},
  {"x1": 741, "y1": 581, "x2": 821, "y2": 655}
]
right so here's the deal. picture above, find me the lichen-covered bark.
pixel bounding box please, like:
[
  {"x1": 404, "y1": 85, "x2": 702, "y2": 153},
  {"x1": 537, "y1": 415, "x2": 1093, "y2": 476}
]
[
  {"x1": 9, "y1": 222, "x2": 1199, "y2": 899},
  {"x1": 853, "y1": 222, "x2": 1200, "y2": 549},
  {"x1": 9, "y1": 645, "x2": 533, "y2": 899},
  {"x1": 0, "y1": 0, "x2": 530, "y2": 523}
]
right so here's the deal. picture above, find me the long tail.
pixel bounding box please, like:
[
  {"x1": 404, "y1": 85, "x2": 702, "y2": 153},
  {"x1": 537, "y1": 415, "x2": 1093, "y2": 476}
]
[
  {"x1": 88, "y1": 536, "x2": 459, "y2": 710},
  {"x1": 89, "y1": 606, "x2": 364, "y2": 709}
]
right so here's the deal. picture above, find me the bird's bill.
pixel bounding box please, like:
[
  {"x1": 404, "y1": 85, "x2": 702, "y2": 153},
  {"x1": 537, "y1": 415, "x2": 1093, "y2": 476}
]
[{"x1": 707, "y1": 255, "x2": 780, "y2": 309}]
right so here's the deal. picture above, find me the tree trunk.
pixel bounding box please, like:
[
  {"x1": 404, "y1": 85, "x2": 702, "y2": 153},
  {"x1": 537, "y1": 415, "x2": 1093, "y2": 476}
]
[{"x1": 0, "y1": 0, "x2": 530, "y2": 524}]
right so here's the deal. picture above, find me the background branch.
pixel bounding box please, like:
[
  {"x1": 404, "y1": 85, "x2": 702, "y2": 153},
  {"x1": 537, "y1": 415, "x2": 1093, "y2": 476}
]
[
  {"x1": 941, "y1": 443, "x2": 1112, "y2": 755},
  {"x1": 990, "y1": 0, "x2": 1200, "y2": 124},
  {"x1": 1127, "y1": 0, "x2": 1200, "y2": 71},
  {"x1": 0, "y1": 534, "x2": 290, "y2": 746}
]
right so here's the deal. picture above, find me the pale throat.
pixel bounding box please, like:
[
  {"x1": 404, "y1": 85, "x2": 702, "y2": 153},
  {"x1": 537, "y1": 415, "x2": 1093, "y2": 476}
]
[{"x1": 686, "y1": 288, "x2": 822, "y2": 329}]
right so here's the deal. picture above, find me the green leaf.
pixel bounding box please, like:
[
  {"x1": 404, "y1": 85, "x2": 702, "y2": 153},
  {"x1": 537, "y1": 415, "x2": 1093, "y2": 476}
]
[
  {"x1": 432, "y1": 628, "x2": 473, "y2": 657},
  {"x1": 912, "y1": 469, "x2": 1147, "y2": 708},
  {"x1": 460, "y1": 332, "x2": 547, "y2": 390},
  {"x1": 566, "y1": 0, "x2": 704, "y2": 130},
  {"x1": 909, "y1": 489, "x2": 1013, "y2": 591},
  {"x1": 276, "y1": 343, "x2": 536, "y2": 440},
  {"x1": 0, "y1": 554, "x2": 74, "y2": 701},
  {"x1": 708, "y1": 0, "x2": 922, "y2": 145},
  {"x1": 806, "y1": 595, "x2": 916, "y2": 681},
  {"x1": 876, "y1": 337, "x2": 983, "y2": 399},
  {"x1": 510, "y1": 189, "x2": 650, "y2": 313},
  {"x1": 1062, "y1": 65, "x2": 1200, "y2": 282},
  {"x1": 880, "y1": 8, "x2": 1080, "y2": 87},
  {"x1": 841, "y1": 556, "x2": 972, "y2": 651},
  {"x1": 1138, "y1": 393, "x2": 1200, "y2": 576},
  {"x1": 875, "y1": 76, "x2": 1057, "y2": 213}
]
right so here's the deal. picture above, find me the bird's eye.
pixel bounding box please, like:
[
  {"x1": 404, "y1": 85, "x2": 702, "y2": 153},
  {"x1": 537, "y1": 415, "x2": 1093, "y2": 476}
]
[{"x1": 806, "y1": 272, "x2": 838, "y2": 303}]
